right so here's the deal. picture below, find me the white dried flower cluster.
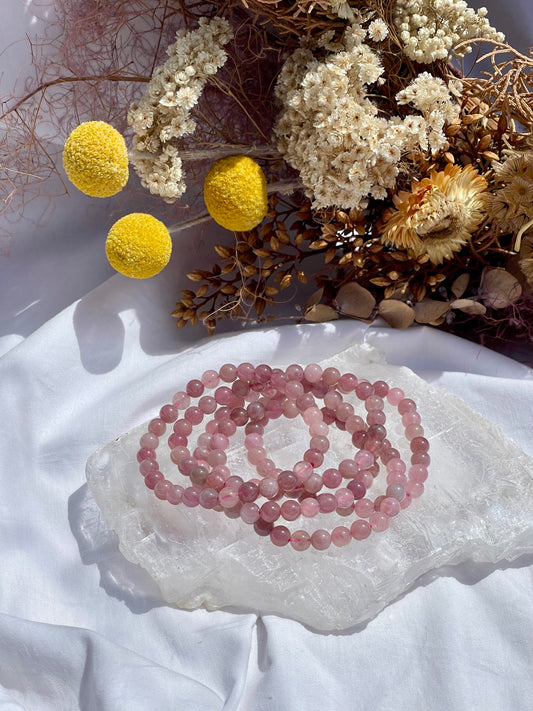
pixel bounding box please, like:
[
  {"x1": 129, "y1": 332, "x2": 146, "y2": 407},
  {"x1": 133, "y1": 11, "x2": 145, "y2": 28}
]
[
  {"x1": 367, "y1": 19, "x2": 389, "y2": 42},
  {"x1": 393, "y1": 0, "x2": 504, "y2": 63},
  {"x1": 128, "y1": 17, "x2": 233, "y2": 201},
  {"x1": 273, "y1": 24, "x2": 448, "y2": 210},
  {"x1": 396, "y1": 72, "x2": 460, "y2": 153}
]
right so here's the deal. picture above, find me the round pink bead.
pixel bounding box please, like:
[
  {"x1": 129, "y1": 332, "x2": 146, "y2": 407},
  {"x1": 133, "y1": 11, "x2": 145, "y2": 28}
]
[
  {"x1": 322, "y1": 367, "x2": 340, "y2": 386},
  {"x1": 219, "y1": 363, "x2": 237, "y2": 382},
  {"x1": 172, "y1": 392, "x2": 190, "y2": 409},
  {"x1": 310, "y1": 435, "x2": 329, "y2": 453},
  {"x1": 186, "y1": 379, "x2": 204, "y2": 397},
  {"x1": 259, "y1": 477, "x2": 279, "y2": 499},
  {"x1": 402, "y1": 411, "x2": 421, "y2": 427},
  {"x1": 309, "y1": 421, "x2": 328, "y2": 437},
  {"x1": 170, "y1": 446, "x2": 190, "y2": 464},
  {"x1": 356, "y1": 381, "x2": 374, "y2": 400},
  {"x1": 354, "y1": 449, "x2": 375, "y2": 470},
  {"x1": 345, "y1": 415, "x2": 366, "y2": 434},
  {"x1": 182, "y1": 487, "x2": 200, "y2": 507},
  {"x1": 337, "y1": 373, "x2": 357, "y2": 392},
  {"x1": 356, "y1": 471, "x2": 374, "y2": 489},
  {"x1": 367, "y1": 411, "x2": 386, "y2": 426},
  {"x1": 260, "y1": 500, "x2": 281, "y2": 523},
  {"x1": 304, "y1": 472, "x2": 323, "y2": 494},
  {"x1": 144, "y1": 470, "x2": 163, "y2": 489},
  {"x1": 167, "y1": 484, "x2": 184, "y2": 505},
  {"x1": 302, "y1": 406, "x2": 322, "y2": 425},
  {"x1": 406, "y1": 481, "x2": 424, "y2": 498},
  {"x1": 217, "y1": 419, "x2": 237, "y2": 437},
  {"x1": 409, "y1": 465, "x2": 428, "y2": 483},
  {"x1": 285, "y1": 380, "x2": 304, "y2": 398},
  {"x1": 247, "y1": 447, "x2": 267, "y2": 465},
  {"x1": 214, "y1": 387, "x2": 233, "y2": 405},
  {"x1": 411, "y1": 451, "x2": 431, "y2": 466},
  {"x1": 322, "y1": 468, "x2": 342, "y2": 488},
  {"x1": 140, "y1": 432, "x2": 158, "y2": 449},
  {"x1": 257, "y1": 458, "x2": 277, "y2": 477},
  {"x1": 380, "y1": 497, "x2": 401, "y2": 517},
  {"x1": 290, "y1": 530, "x2": 311, "y2": 551},
  {"x1": 304, "y1": 449, "x2": 323, "y2": 468},
  {"x1": 148, "y1": 418, "x2": 166, "y2": 436},
  {"x1": 331, "y1": 526, "x2": 352, "y2": 547},
  {"x1": 185, "y1": 407, "x2": 203, "y2": 425},
  {"x1": 199, "y1": 488, "x2": 219, "y2": 509},
  {"x1": 351, "y1": 519, "x2": 371, "y2": 540},
  {"x1": 270, "y1": 526, "x2": 291, "y2": 547},
  {"x1": 369, "y1": 512, "x2": 389, "y2": 532},
  {"x1": 304, "y1": 363, "x2": 323, "y2": 383},
  {"x1": 286, "y1": 364, "x2": 304, "y2": 381},
  {"x1": 311, "y1": 529, "x2": 331, "y2": 550},
  {"x1": 198, "y1": 396, "x2": 217, "y2": 414},
  {"x1": 387, "y1": 387, "x2": 404, "y2": 406},
  {"x1": 336, "y1": 402, "x2": 355, "y2": 422},
  {"x1": 386, "y1": 458, "x2": 407, "y2": 475},
  {"x1": 347, "y1": 480, "x2": 366, "y2": 500},
  {"x1": 280, "y1": 500, "x2": 301, "y2": 521},
  {"x1": 386, "y1": 483, "x2": 406, "y2": 501},
  {"x1": 335, "y1": 488, "x2": 355, "y2": 509},
  {"x1": 173, "y1": 419, "x2": 192, "y2": 436},
  {"x1": 398, "y1": 398, "x2": 417, "y2": 415},
  {"x1": 338, "y1": 459, "x2": 358, "y2": 478},
  {"x1": 282, "y1": 399, "x2": 299, "y2": 418},
  {"x1": 240, "y1": 502, "x2": 260, "y2": 524},
  {"x1": 354, "y1": 498, "x2": 374, "y2": 518},
  {"x1": 201, "y1": 369, "x2": 220, "y2": 388},
  {"x1": 294, "y1": 461, "x2": 313, "y2": 482},
  {"x1": 365, "y1": 395, "x2": 384, "y2": 412},
  {"x1": 411, "y1": 436, "x2": 430, "y2": 452},
  {"x1": 373, "y1": 380, "x2": 389, "y2": 397},
  {"x1": 300, "y1": 498, "x2": 319, "y2": 518},
  {"x1": 154, "y1": 479, "x2": 171, "y2": 500},
  {"x1": 137, "y1": 447, "x2": 156, "y2": 462},
  {"x1": 218, "y1": 487, "x2": 240, "y2": 508},
  {"x1": 317, "y1": 493, "x2": 337, "y2": 513},
  {"x1": 405, "y1": 424, "x2": 425, "y2": 441},
  {"x1": 207, "y1": 449, "x2": 227, "y2": 467},
  {"x1": 139, "y1": 458, "x2": 157, "y2": 475},
  {"x1": 237, "y1": 362, "x2": 255, "y2": 382}
]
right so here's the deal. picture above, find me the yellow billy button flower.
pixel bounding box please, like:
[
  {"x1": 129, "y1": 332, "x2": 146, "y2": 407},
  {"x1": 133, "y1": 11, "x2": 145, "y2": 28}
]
[
  {"x1": 105, "y1": 213, "x2": 172, "y2": 279},
  {"x1": 62, "y1": 121, "x2": 129, "y2": 197},
  {"x1": 203, "y1": 155, "x2": 268, "y2": 231}
]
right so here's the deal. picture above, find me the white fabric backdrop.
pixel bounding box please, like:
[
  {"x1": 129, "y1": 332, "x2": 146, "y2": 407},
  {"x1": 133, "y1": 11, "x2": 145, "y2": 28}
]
[{"x1": 1, "y1": 2, "x2": 533, "y2": 710}]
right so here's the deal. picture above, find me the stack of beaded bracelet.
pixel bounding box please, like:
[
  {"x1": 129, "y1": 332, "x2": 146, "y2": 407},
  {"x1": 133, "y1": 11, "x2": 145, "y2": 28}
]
[{"x1": 136, "y1": 363, "x2": 430, "y2": 551}]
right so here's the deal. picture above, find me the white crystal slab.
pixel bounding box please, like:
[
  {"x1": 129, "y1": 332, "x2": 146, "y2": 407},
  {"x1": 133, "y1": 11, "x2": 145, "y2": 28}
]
[{"x1": 86, "y1": 343, "x2": 533, "y2": 630}]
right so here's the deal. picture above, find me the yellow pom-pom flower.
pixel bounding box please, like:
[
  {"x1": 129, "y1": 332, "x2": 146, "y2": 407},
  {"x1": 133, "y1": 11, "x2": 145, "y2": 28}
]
[
  {"x1": 105, "y1": 213, "x2": 172, "y2": 279},
  {"x1": 62, "y1": 121, "x2": 129, "y2": 198},
  {"x1": 203, "y1": 155, "x2": 268, "y2": 231}
]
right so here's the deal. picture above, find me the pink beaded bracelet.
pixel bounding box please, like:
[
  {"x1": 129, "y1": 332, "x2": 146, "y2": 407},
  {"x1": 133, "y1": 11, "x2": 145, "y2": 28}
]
[{"x1": 136, "y1": 363, "x2": 430, "y2": 551}]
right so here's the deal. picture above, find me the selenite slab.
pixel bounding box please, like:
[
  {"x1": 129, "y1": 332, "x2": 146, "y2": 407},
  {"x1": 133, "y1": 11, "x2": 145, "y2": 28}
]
[{"x1": 86, "y1": 343, "x2": 533, "y2": 630}]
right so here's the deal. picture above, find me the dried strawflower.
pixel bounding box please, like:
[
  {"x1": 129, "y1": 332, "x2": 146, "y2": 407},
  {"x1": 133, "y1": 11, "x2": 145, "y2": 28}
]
[
  {"x1": 518, "y1": 232, "x2": 533, "y2": 287},
  {"x1": 203, "y1": 156, "x2": 268, "y2": 231},
  {"x1": 105, "y1": 213, "x2": 172, "y2": 278},
  {"x1": 62, "y1": 121, "x2": 129, "y2": 197},
  {"x1": 380, "y1": 163, "x2": 487, "y2": 264},
  {"x1": 486, "y1": 152, "x2": 533, "y2": 236}
]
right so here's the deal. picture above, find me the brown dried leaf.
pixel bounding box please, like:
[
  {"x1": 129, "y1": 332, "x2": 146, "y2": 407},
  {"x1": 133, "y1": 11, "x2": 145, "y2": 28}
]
[
  {"x1": 378, "y1": 300, "x2": 415, "y2": 329},
  {"x1": 390, "y1": 251, "x2": 409, "y2": 262},
  {"x1": 309, "y1": 240, "x2": 328, "y2": 250},
  {"x1": 325, "y1": 247, "x2": 336, "y2": 264},
  {"x1": 304, "y1": 304, "x2": 339, "y2": 323},
  {"x1": 369, "y1": 277, "x2": 391, "y2": 287},
  {"x1": 336, "y1": 282, "x2": 376, "y2": 319},
  {"x1": 480, "y1": 268, "x2": 522, "y2": 308},
  {"x1": 187, "y1": 271, "x2": 205, "y2": 282},
  {"x1": 306, "y1": 287, "x2": 324, "y2": 309},
  {"x1": 413, "y1": 299, "x2": 450, "y2": 324},
  {"x1": 450, "y1": 299, "x2": 487, "y2": 315},
  {"x1": 214, "y1": 244, "x2": 232, "y2": 259},
  {"x1": 451, "y1": 273, "x2": 470, "y2": 298},
  {"x1": 280, "y1": 273, "x2": 292, "y2": 290},
  {"x1": 297, "y1": 271, "x2": 307, "y2": 284},
  {"x1": 253, "y1": 248, "x2": 271, "y2": 258},
  {"x1": 270, "y1": 235, "x2": 280, "y2": 251}
]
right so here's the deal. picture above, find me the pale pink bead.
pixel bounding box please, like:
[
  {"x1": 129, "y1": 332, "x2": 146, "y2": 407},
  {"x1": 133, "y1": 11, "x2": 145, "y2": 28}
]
[
  {"x1": 205, "y1": 421, "x2": 218, "y2": 435},
  {"x1": 387, "y1": 387, "x2": 404, "y2": 406},
  {"x1": 357, "y1": 471, "x2": 374, "y2": 489},
  {"x1": 337, "y1": 373, "x2": 357, "y2": 392},
  {"x1": 259, "y1": 477, "x2": 279, "y2": 498},
  {"x1": 290, "y1": 530, "x2": 311, "y2": 551},
  {"x1": 332, "y1": 526, "x2": 352, "y2": 547},
  {"x1": 406, "y1": 481, "x2": 424, "y2": 498},
  {"x1": 322, "y1": 367, "x2": 341, "y2": 386},
  {"x1": 386, "y1": 471, "x2": 407, "y2": 486},
  {"x1": 302, "y1": 406, "x2": 323, "y2": 425},
  {"x1": 219, "y1": 363, "x2": 237, "y2": 382},
  {"x1": 154, "y1": 479, "x2": 171, "y2": 500},
  {"x1": 270, "y1": 370, "x2": 287, "y2": 389},
  {"x1": 311, "y1": 529, "x2": 331, "y2": 550},
  {"x1": 199, "y1": 488, "x2": 219, "y2": 509},
  {"x1": 354, "y1": 449, "x2": 375, "y2": 470},
  {"x1": 207, "y1": 449, "x2": 227, "y2": 467},
  {"x1": 218, "y1": 487, "x2": 240, "y2": 508},
  {"x1": 139, "y1": 459, "x2": 157, "y2": 475},
  {"x1": 345, "y1": 415, "x2": 367, "y2": 434},
  {"x1": 286, "y1": 364, "x2": 304, "y2": 381},
  {"x1": 227, "y1": 476, "x2": 244, "y2": 488},
  {"x1": 365, "y1": 395, "x2": 384, "y2": 412},
  {"x1": 240, "y1": 502, "x2": 260, "y2": 524},
  {"x1": 173, "y1": 419, "x2": 192, "y2": 436},
  {"x1": 300, "y1": 498, "x2": 320, "y2": 517},
  {"x1": 380, "y1": 497, "x2": 401, "y2": 517},
  {"x1": 170, "y1": 446, "x2": 190, "y2": 464},
  {"x1": 322, "y1": 468, "x2": 341, "y2": 488},
  {"x1": 339, "y1": 459, "x2": 358, "y2": 478},
  {"x1": 214, "y1": 387, "x2": 233, "y2": 405},
  {"x1": 309, "y1": 421, "x2": 328, "y2": 437},
  {"x1": 206, "y1": 472, "x2": 226, "y2": 491},
  {"x1": 369, "y1": 512, "x2": 389, "y2": 532},
  {"x1": 386, "y1": 457, "x2": 407, "y2": 475},
  {"x1": 405, "y1": 424, "x2": 424, "y2": 441},
  {"x1": 210, "y1": 433, "x2": 229, "y2": 450},
  {"x1": 280, "y1": 500, "x2": 301, "y2": 521},
  {"x1": 148, "y1": 418, "x2": 166, "y2": 436},
  {"x1": 212, "y1": 464, "x2": 230, "y2": 480},
  {"x1": 167, "y1": 484, "x2": 184, "y2": 505},
  {"x1": 351, "y1": 519, "x2": 371, "y2": 540},
  {"x1": 304, "y1": 472, "x2": 323, "y2": 494},
  {"x1": 324, "y1": 390, "x2": 342, "y2": 410},
  {"x1": 137, "y1": 447, "x2": 156, "y2": 462},
  {"x1": 197, "y1": 432, "x2": 212, "y2": 448},
  {"x1": 285, "y1": 380, "x2": 304, "y2": 398},
  {"x1": 201, "y1": 369, "x2": 220, "y2": 388},
  {"x1": 256, "y1": 458, "x2": 276, "y2": 477},
  {"x1": 282, "y1": 398, "x2": 299, "y2": 418},
  {"x1": 296, "y1": 393, "x2": 315, "y2": 411},
  {"x1": 402, "y1": 411, "x2": 421, "y2": 427},
  {"x1": 408, "y1": 465, "x2": 428, "y2": 483},
  {"x1": 247, "y1": 401, "x2": 265, "y2": 421},
  {"x1": 317, "y1": 493, "x2": 337, "y2": 513},
  {"x1": 335, "y1": 488, "x2": 355, "y2": 509},
  {"x1": 310, "y1": 435, "x2": 329, "y2": 453},
  {"x1": 304, "y1": 363, "x2": 322, "y2": 383},
  {"x1": 193, "y1": 446, "x2": 209, "y2": 462},
  {"x1": 140, "y1": 432, "x2": 158, "y2": 449},
  {"x1": 247, "y1": 447, "x2": 267, "y2": 465},
  {"x1": 237, "y1": 362, "x2": 255, "y2": 382},
  {"x1": 177, "y1": 457, "x2": 196, "y2": 476},
  {"x1": 386, "y1": 483, "x2": 406, "y2": 501},
  {"x1": 182, "y1": 487, "x2": 200, "y2": 507},
  {"x1": 294, "y1": 461, "x2": 313, "y2": 482},
  {"x1": 354, "y1": 498, "x2": 374, "y2": 518},
  {"x1": 244, "y1": 433, "x2": 263, "y2": 449},
  {"x1": 198, "y1": 396, "x2": 217, "y2": 414},
  {"x1": 172, "y1": 391, "x2": 190, "y2": 409},
  {"x1": 336, "y1": 402, "x2": 355, "y2": 422}
]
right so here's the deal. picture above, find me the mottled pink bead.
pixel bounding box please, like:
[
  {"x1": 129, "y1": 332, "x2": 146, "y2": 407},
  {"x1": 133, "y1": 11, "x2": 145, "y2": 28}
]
[
  {"x1": 356, "y1": 471, "x2": 374, "y2": 489},
  {"x1": 256, "y1": 458, "x2": 276, "y2": 477},
  {"x1": 148, "y1": 418, "x2": 166, "y2": 436},
  {"x1": 226, "y1": 475, "x2": 244, "y2": 489},
  {"x1": 139, "y1": 458, "x2": 157, "y2": 475},
  {"x1": 347, "y1": 480, "x2": 366, "y2": 500},
  {"x1": 300, "y1": 497, "x2": 319, "y2": 517},
  {"x1": 219, "y1": 363, "x2": 237, "y2": 382},
  {"x1": 409, "y1": 464, "x2": 428, "y2": 483},
  {"x1": 206, "y1": 471, "x2": 226, "y2": 491},
  {"x1": 214, "y1": 387, "x2": 233, "y2": 406},
  {"x1": 198, "y1": 488, "x2": 218, "y2": 509},
  {"x1": 302, "y1": 406, "x2": 322, "y2": 425},
  {"x1": 154, "y1": 479, "x2": 171, "y2": 500},
  {"x1": 304, "y1": 363, "x2": 322, "y2": 383},
  {"x1": 322, "y1": 468, "x2": 342, "y2": 489},
  {"x1": 369, "y1": 512, "x2": 389, "y2": 532},
  {"x1": 238, "y1": 481, "x2": 259, "y2": 503},
  {"x1": 411, "y1": 451, "x2": 431, "y2": 466},
  {"x1": 160, "y1": 404, "x2": 178, "y2": 423},
  {"x1": 296, "y1": 393, "x2": 316, "y2": 412},
  {"x1": 335, "y1": 488, "x2": 355, "y2": 509},
  {"x1": 198, "y1": 396, "x2": 217, "y2": 415},
  {"x1": 373, "y1": 380, "x2": 389, "y2": 397},
  {"x1": 277, "y1": 470, "x2": 297, "y2": 492},
  {"x1": 236, "y1": 362, "x2": 255, "y2": 382},
  {"x1": 185, "y1": 379, "x2": 203, "y2": 398},
  {"x1": 247, "y1": 401, "x2": 266, "y2": 422},
  {"x1": 209, "y1": 433, "x2": 228, "y2": 450},
  {"x1": 356, "y1": 381, "x2": 374, "y2": 400},
  {"x1": 231, "y1": 380, "x2": 250, "y2": 398},
  {"x1": 254, "y1": 519, "x2": 273, "y2": 536},
  {"x1": 200, "y1": 369, "x2": 219, "y2": 388},
  {"x1": 216, "y1": 419, "x2": 236, "y2": 437},
  {"x1": 173, "y1": 419, "x2": 192, "y2": 436},
  {"x1": 260, "y1": 500, "x2": 281, "y2": 523},
  {"x1": 254, "y1": 364, "x2": 272, "y2": 383},
  {"x1": 367, "y1": 424, "x2": 387, "y2": 441},
  {"x1": 322, "y1": 367, "x2": 340, "y2": 386},
  {"x1": 247, "y1": 447, "x2": 266, "y2": 465},
  {"x1": 331, "y1": 526, "x2": 352, "y2": 547},
  {"x1": 137, "y1": 447, "x2": 156, "y2": 463},
  {"x1": 351, "y1": 431, "x2": 367, "y2": 449},
  {"x1": 386, "y1": 457, "x2": 407, "y2": 475},
  {"x1": 259, "y1": 477, "x2": 279, "y2": 499},
  {"x1": 193, "y1": 446, "x2": 209, "y2": 462},
  {"x1": 293, "y1": 461, "x2": 313, "y2": 481},
  {"x1": 240, "y1": 502, "x2": 260, "y2": 524},
  {"x1": 285, "y1": 380, "x2": 304, "y2": 398},
  {"x1": 270, "y1": 526, "x2": 291, "y2": 547},
  {"x1": 265, "y1": 400, "x2": 283, "y2": 419},
  {"x1": 411, "y1": 436, "x2": 430, "y2": 452},
  {"x1": 354, "y1": 498, "x2": 374, "y2": 518},
  {"x1": 281, "y1": 398, "x2": 299, "y2": 418},
  {"x1": 177, "y1": 457, "x2": 196, "y2": 476},
  {"x1": 285, "y1": 364, "x2": 304, "y2": 381},
  {"x1": 336, "y1": 402, "x2": 355, "y2": 422},
  {"x1": 304, "y1": 449, "x2": 324, "y2": 468},
  {"x1": 405, "y1": 423, "x2": 424, "y2": 441},
  {"x1": 270, "y1": 370, "x2": 288, "y2": 389},
  {"x1": 309, "y1": 421, "x2": 328, "y2": 437},
  {"x1": 207, "y1": 449, "x2": 227, "y2": 467},
  {"x1": 402, "y1": 411, "x2": 421, "y2": 427},
  {"x1": 190, "y1": 466, "x2": 209, "y2": 486},
  {"x1": 170, "y1": 445, "x2": 190, "y2": 464},
  {"x1": 386, "y1": 471, "x2": 408, "y2": 486},
  {"x1": 380, "y1": 497, "x2": 401, "y2": 517},
  {"x1": 366, "y1": 410, "x2": 386, "y2": 426},
  {"x1": 184, "y1": 406, "x2": 203, "y2": 425},
  {"x1": 365, "y1": 395, "x2": 384, "y2": 412},
  {"x1": 337, "y1": 373, "x2": 357, "y2": 392},
  {"x1": 280, "y1": 499, "x2": 301, "y2": 521},
  {"x1": 354, "y1": 449, "x2": 375, "y2": 470},
  {"x1": 182, "y1": 487, "x2": 201, "y2": 507},
  {"x1": 304, "y1": 472, "x2": 322, "y2": 494},
  {"x1": 144, "y1": 470, "x2": 163, "y2": 489},
  {"x1": 167, "y1": 484, "x2": 184, "y2": 505},
  {"x1": 386, "y1": 483, "x2": 406, "y2": 501},
  {"x1": 339, "y1": 459, "x2": 358, "y2": 478},
  {"x1": 172, "y1": 391, "x2": 190, "y2": 409},
  {"x1": 398, "y1": 398, "x2": 417, "y2": 415},
  {"x1": 323, "y1": 390, "x2": 342, "y2": 410},
  {"x1": 386, "y1": 387, "x2": 403, "y2": 406},
  {"x1": 317, "y1": 493, "x2": 337, "y2": 513},
  {"x1": 218, "y1": 487, "x2": 240, "y2": 508},
  {"x1": 345, "y1": 415, "x2": 366, "y2": 434},
  {"x1": 197, "y1": 432, "x2": 211, "y2": 449},
  {"x1": 406, "y1": 481, "x2": 424, "y2": 498},
  {"x1": 311, "y1": 529, "x2": 331, "y2": 550},
  {"x1": 290, "y1": 530, "x2": 311, "y2": 551},
  {"x1": 351, "y1": 519, "x2": 371, "y2": 540}
]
